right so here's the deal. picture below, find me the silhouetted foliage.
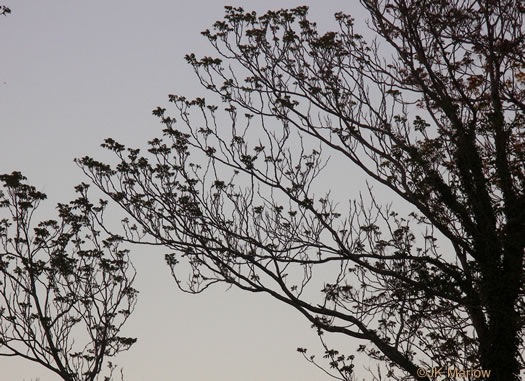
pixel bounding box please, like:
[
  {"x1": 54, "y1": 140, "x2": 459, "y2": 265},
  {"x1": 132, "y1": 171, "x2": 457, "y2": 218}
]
[
  {"x1": 0, "y1": 172, "x2": 137, "y2": 381},
  {"x1": 79, "y1": 1, "x2": 525, "y2": 380},
  {"x1": 0, "y1": 5, "x2": 10, "y2": 17}
]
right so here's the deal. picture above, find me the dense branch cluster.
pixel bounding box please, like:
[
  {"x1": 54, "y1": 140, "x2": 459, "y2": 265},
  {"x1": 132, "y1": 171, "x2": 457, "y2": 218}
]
[{"x1": 0, "y1": 172, "x2": 137, "y2": 381}]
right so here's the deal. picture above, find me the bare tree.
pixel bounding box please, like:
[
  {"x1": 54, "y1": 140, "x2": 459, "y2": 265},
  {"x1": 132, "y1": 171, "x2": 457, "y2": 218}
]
[
  {"x1": 0, "y1": 172, "x2": 137, "y2": 381},
  {"x1": 78, "y1": 1, "x2": 525, "y2": 380}
]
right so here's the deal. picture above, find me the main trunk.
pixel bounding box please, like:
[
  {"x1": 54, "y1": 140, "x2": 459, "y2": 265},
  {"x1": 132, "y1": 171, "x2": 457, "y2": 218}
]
[{"x1": 480, "y1": 245, "x2": 523, "y2": 381}]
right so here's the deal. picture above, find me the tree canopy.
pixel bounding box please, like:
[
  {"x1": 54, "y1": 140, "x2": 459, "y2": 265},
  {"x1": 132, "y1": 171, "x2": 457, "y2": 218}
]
[
  {"x1": 0, "y1": 172, "x2": 137, "y2": 381},
  {"x1": 79, "y1": 1, "x2": 524, "y2": 380}
]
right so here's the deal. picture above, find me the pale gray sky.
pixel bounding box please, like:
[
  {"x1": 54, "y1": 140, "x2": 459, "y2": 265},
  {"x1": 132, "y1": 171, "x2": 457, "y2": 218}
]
[{"x1": 0, "y1": 1, "x2": 374, "y2": 380}]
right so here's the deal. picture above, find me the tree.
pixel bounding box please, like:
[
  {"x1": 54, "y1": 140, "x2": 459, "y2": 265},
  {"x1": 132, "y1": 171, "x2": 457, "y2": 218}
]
[
  {"x1": 78, "y1": 1, "x2": 525, "y2": 380},
  {"x1": 0, "y1": 172, "x2": 137, "y2": 381}
]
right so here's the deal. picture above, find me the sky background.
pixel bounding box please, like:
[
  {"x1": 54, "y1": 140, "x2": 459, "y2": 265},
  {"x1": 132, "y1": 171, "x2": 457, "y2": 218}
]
[{"x1": 0, "y1": 1, "x2": 376, "y2": 380}]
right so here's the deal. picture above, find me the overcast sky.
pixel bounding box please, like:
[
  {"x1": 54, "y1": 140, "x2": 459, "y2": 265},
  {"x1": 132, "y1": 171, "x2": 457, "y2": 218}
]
[{"x1": 0, "y1": 1, "x2": 375, "y2": 380}]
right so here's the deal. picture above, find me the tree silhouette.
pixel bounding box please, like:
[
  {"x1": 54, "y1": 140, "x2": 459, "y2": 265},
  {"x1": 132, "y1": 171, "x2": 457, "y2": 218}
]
[
  {"x1": 0, "y1": 172, "x2": 137, "y2": 381},
  {"x1": 78, "y1": 2, "x2": 525, "y2": 380}
]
